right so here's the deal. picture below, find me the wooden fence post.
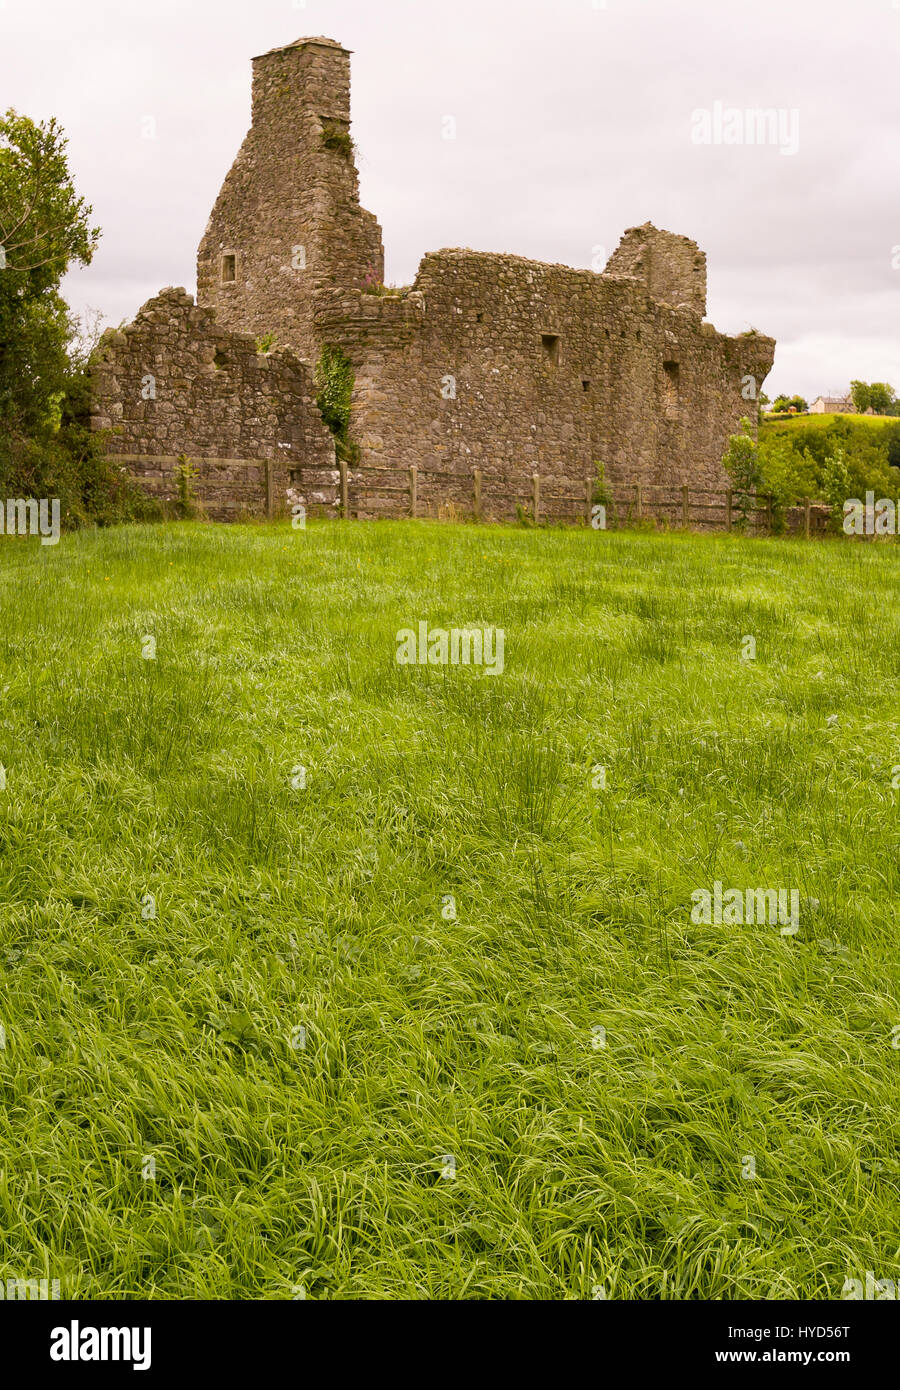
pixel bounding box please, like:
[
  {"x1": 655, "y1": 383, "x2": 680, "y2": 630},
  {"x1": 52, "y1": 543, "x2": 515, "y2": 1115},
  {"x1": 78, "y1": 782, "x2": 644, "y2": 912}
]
[
  {"x1": 409, "y1": 464, "x2": 418, "y2": 518},
  {"x1": 804, "y1": 498, "x2": 811, "y2": 539},
  {"x1": 726, "y1": 489, "x2": 733, "y2": 531},
  {"x1": 533, "y1": 472, "x2": 541, "y2": 525},
  {"x1": 340, "y1": 457, "x2": 349, "y2": 518},
  {"x1": 635, "y1": 483, "x2": 642, "y2": 521},
  {"x1": 265, "y1": 460, "x2": 274, "y2": 520},
  {"x1": 682, "y1": 485, "x2": 689, "y2": 529},
  {"x1": 473, "y1": 467, "x2": 482, "y2": 518},
  {"x1": 586, "y1": 478, "x2": 593, "y2": 526}
]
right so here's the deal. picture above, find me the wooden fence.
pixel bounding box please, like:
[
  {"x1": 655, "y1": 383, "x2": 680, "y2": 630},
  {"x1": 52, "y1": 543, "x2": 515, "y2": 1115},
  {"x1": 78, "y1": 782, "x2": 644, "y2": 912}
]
[
  {"x1": 335, "y1": 460, "x2": 832, "y2": 537},
  {"x1": 110, "y1": 453, "x2": 833, "y2": 536}
]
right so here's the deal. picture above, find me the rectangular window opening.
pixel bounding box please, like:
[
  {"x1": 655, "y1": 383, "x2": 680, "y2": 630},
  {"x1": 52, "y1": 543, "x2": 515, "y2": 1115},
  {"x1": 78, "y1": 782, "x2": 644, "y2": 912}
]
[
  {"x1": 541, "y1": 333, "x2": 561, "y2": 366},
  {"x1": 221, "y1": 254, "x2": 236, "y2": 284}
]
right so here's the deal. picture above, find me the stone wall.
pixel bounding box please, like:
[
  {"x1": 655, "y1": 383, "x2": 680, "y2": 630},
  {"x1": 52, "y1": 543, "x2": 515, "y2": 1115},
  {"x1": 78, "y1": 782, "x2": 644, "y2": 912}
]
[
  {"x1": 90, "y1": 288, "x2": 336, "y2": 521},
  {"x1": 197, "y1": 37, "x2": 384, "y2": 365},
  {"x1": 298, "y1": 246, "x2": 773, "y2": 520}
]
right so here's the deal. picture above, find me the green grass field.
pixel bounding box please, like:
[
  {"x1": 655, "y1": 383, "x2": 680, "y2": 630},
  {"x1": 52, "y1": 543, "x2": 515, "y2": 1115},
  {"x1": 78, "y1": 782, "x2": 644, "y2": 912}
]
[
  {"x1": 1, "y1": 518, "x2": 899, "y2": 1300},
  {"x1": 761, "y1": 411, "x2": 900, "y2": 442},
  {"x1": 763, "y1": 413, "x2": 898, "y2": 428}
]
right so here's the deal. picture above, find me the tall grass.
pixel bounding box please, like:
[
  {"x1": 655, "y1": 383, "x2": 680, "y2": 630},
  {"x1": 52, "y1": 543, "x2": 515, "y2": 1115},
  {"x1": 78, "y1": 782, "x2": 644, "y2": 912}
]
[{"x1": 0, "y1": 519, "x2": 898, "y2": 1299}]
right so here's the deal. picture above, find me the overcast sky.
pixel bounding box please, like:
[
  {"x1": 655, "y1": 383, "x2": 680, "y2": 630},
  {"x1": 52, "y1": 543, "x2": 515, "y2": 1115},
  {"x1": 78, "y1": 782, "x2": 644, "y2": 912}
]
[{"x1": 3, "y1": 0, "x2": 899, "y2": 400}]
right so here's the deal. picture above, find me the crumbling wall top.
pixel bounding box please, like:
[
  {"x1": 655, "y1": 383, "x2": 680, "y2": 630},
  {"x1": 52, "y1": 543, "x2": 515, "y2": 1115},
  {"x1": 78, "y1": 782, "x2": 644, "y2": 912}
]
[
  {"x1": 604, "y1": 222, "x2": 708, "y2": 317},
  {"x1": 253, "y1": 36, "x2": 351, "y2": 60}
]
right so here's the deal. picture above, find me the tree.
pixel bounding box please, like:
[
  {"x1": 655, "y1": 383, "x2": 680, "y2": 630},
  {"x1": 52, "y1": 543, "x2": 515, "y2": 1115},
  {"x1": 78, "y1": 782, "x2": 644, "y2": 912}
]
[
  {"x1": 0, "y1": 109, "x2": 99, "y2": 436},
  {"x1": 850, "y1": 380, "x2": 871, "y2": 414},
  {"x1": 772, "y1": 394, "x2": 808, "y2": 414},
  {"x1": 849, "y1": 381, "x2": 898, "y2": 416},
  {"x1": 0, "y1": 112, "x2": 151, "y2": 527},
  {"x1": 868, "y1": 382, "x2": 896, "y2": 416}
]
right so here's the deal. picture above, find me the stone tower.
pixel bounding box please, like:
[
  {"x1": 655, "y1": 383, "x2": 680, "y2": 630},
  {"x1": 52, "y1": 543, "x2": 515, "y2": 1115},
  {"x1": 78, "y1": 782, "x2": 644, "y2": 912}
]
[
  {"x1": 604, "y1": 223, "x2": 708, "y2": 318},
  {"x1": 96, "y1": 38, "x2": 775, "y2": 525},
  {"x1": 196, "y1": 37, "x2": 384, "y2": 362}
]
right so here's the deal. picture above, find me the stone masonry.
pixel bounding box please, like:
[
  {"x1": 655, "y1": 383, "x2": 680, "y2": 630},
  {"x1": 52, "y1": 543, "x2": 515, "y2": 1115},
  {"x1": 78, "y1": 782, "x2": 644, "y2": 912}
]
[
  {"x1": 197, "y1": 37, "x2": 384, "y2": 368},
  {"x1": 93, "y1": 36, "x2": 776, "y2": 524},
  {"x1": 91, "y1": 287, "x2": 335, "y2": 521}
]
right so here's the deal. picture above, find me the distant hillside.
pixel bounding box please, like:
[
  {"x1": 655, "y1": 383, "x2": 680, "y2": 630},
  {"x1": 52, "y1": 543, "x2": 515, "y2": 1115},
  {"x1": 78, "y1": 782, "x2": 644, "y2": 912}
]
[
  {"x1": 761, "y1": 412, "x2": 900, "y2": 471},
  {"x1": 763, "y1": 412, "x2": 899, "y2": 430}
]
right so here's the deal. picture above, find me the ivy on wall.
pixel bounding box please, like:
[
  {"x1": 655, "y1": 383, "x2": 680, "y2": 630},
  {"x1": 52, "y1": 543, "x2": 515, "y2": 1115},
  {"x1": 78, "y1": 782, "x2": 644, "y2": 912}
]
[{"x1": 314, "y1": 344, "x2": 358, "y2": 462}]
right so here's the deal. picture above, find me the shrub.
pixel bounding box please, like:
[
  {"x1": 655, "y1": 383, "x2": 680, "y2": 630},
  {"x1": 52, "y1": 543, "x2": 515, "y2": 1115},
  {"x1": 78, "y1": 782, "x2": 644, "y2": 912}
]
[
  {"x1": 0, "y1": 365, "x2": 160, "y2": 529},
  {"x1": 592, "y1": 460, "x2": 613, "y2": 509},
  {"x1": 756, "y1": 433, "x2": 818, "y2": 533},
  {"x1": 175, "y1": 455, "x2": 200, "y2": 520},
  {"x1": 885, "y1": 422, "x2": 900, "y2": 471},
  {"x1": 321, "y1": 122, "x2": 354, "y2": 160},
  {"x1": 821, "y1": 448, "x2": 853, "y2": 533},
  {"x1": 721, "y1": 418, "x2": 761, "y2": 530}
]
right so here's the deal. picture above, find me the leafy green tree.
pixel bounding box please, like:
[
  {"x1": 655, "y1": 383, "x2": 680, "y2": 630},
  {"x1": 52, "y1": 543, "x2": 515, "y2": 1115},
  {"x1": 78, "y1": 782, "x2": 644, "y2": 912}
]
[
  {"x1": 0, "y1": 109, "x2": 99, "y2": 434},
  {"x1": 773, "y1": 394, "x2": 812, "y2": 414},
  {"x1": 849, "y1": 381, "x2": 899, "y2": 417},
  {"x1": 868, "y1": 382, "x2": 896, "y2": 416},
  {"x1": 0, "y1": 110, "x2": 153, "y2": 526},
  {"x1": 772, "y1": 394, "x2": 807, "y2": 414},
  {"x1": 850, "y1": 380, "x2": 871, "y2": 414}
]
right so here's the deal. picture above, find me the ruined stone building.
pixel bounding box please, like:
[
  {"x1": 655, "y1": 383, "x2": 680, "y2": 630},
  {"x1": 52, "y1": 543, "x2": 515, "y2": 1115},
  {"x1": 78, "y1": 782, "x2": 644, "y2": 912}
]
[{"x1": 91, "y1": 36, "x2": 775, "y2": 523}]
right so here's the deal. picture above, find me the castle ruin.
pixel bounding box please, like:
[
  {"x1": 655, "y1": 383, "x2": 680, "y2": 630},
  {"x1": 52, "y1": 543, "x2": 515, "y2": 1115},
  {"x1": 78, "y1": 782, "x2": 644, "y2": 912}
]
[{"x1": 91, "y1": 37, "x2": 776, "y2": 523}]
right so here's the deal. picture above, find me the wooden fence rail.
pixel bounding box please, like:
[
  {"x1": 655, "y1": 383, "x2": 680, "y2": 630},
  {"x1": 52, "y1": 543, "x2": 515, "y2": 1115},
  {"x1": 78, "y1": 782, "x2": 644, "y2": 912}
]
[
  {"x1": 106, "y1": 454, "x2": 834, "y2": 536},
  {"x1": 337, "y1": 464, "x2": 832, "y2": 536}
]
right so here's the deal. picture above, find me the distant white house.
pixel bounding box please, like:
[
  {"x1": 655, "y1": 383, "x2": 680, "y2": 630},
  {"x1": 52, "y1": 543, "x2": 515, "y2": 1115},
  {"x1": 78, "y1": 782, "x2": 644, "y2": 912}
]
[{"x1": 809, "y1": 394, "x2": 853, "y2": 414}]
